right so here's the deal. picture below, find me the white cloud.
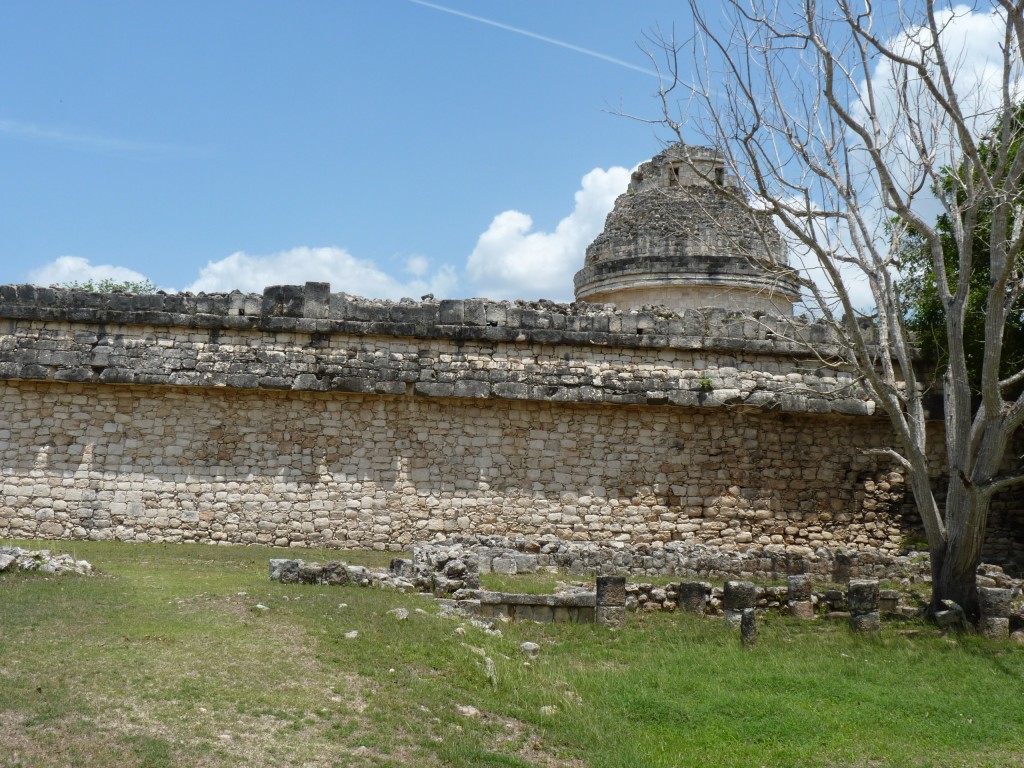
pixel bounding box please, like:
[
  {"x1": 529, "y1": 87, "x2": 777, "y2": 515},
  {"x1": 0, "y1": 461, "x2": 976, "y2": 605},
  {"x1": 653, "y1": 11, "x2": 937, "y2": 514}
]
[
  {"x1": 27, "y1": 255, "x2": 154, "y2": 288},
  {"x1": 465, "y1": 166, "x2": 631, "y2": 301},
  {"x1": 851, "y1": 5, "x2": 1016, "y2": 210},
  {"x1": 785, "y1": 239, "x2": 877, "y2": 316},
  {"x1": 404, "y1": 254, "x2": 431, "y2": 277},
  {"x1": 866, "y1": 6, "x2": 1012, "y2": 138},
  {"x1": 184, "y1": 246, "x2": 457, "y2": 300}
]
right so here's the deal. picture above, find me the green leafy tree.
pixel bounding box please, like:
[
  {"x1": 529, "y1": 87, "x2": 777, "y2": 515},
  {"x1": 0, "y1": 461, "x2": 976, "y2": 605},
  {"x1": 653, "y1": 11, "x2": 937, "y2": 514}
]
[
  {"x1": 900, "y1": 109, "x2": 1024, "y2": 400},
  {"x1": 900, "y1": 210, "x2": 1024, "y2": 400}
]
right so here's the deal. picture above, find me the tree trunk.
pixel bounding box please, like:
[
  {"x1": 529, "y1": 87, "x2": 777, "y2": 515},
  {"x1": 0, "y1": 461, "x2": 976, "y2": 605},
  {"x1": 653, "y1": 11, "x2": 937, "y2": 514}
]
[
  {"x1": 903, "y1": 466, "x2": 979, "y2": 620},
  {"x1": 928, "y1": 479, "x2": 991, "y2": 621},
  {"x1": 930, "y1": 544, "x2": 980, "y2": 621},
  {"x1": 928, "y1": 451, "x2": 1001, "y2": 622}
]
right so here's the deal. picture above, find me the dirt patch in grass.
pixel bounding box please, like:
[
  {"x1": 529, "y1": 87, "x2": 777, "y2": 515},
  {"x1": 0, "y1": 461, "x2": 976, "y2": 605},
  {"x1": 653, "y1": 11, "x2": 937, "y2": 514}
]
[
  {"x1": 0, "y1": 580, "x2": 418, "y2": 767},
  {"x1": 0, "y1": 705, "x2": 426, "y2": 768},
  {"x1": 445, "y1": 706, "x2": 585, "y2": 768},
  {"x1": 491, "y1": 714, "x2": 587, "y2": 768},
  {"x1": 0, "y1": 710, "x2": 142, "y2": 768},
  {"x1": 90, "y1": 700, "x2": 378, "y2": 768}
]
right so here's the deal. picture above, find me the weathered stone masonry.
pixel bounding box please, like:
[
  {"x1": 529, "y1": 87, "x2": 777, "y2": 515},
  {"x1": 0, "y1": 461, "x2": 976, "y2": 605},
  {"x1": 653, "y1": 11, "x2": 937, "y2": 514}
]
[{"x1": 0, "y1": 282, "x2": 1020, "y2": 567}]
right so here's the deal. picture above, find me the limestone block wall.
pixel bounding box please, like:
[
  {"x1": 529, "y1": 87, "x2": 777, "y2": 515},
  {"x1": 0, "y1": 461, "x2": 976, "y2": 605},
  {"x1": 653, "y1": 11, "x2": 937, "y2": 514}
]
[
  {"x1": 0, "y1": 282, "x2": 1020, "y2": 569},
  {"x1": 0, "y1": 284, "x2": 876, "y2": 415},
  {"x1": 0, "y1": 379, "x2": 919, "y2": 551}
]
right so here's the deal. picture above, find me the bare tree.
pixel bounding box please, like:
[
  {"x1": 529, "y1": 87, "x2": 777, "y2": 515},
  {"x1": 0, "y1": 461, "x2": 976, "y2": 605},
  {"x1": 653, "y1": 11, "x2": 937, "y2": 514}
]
[{"x1": 638, "y1": 0, "x2": 1024, "y2": 618}]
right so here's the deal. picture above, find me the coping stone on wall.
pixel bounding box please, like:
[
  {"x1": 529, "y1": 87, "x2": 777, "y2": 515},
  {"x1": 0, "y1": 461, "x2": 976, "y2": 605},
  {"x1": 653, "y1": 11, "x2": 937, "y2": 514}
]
[{"x1": 0, "y1": 282, "x2": 885, "y2": 417}]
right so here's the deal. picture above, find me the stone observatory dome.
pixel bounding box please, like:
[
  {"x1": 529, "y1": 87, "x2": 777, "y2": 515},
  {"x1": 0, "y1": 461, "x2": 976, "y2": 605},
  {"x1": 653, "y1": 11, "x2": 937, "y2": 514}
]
[{"x1": 574, "y1": 144, "x2": 801, "y2": 315}]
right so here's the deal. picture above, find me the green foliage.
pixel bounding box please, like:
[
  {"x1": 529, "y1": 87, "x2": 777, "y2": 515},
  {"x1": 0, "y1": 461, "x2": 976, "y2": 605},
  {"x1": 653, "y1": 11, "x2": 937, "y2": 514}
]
[
  {"x1": 899, "y1": 532, "x2": 930, "y2": 553},
  {"x1": 897, "y1": 114, "x2": 1024, "y2": 396},
  {"x1": 127, "y1": 735, "x2": 175, "y2": 768},
  {"x1": 898, "y1": 222, "x2": 1024, "y2": 394},
  {"x1": 480, "y1": 571, "x2": 568, "y2": 594},
  {"x1": 61, "y1": 277, "x2": 158, "y2": 294}
]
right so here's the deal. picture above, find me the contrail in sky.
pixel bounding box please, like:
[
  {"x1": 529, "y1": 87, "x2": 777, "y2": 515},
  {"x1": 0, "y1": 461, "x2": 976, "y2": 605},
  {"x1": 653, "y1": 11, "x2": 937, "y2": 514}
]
[
  {"x1": 0, "y1": 117, "x2": 206, "y2": 156},
  {"x1": 407, "y1": 0, "x2": 659, "y2": 78}
]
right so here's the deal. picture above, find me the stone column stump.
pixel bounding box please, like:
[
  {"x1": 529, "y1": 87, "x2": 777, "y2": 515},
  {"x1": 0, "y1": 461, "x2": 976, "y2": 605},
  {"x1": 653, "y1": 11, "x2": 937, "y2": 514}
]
[
  {"x1": 740, "y1": 608, "x2": 757, "y2": 648},
  {"x1": 979, "y1": 587, "x2": 1012, "y2": 641},
  {"x1": 596, "y1": 576, "x2": 626, "y2": 629},
  {"x1": 878, "y1": 589, "x2": 900, "y2": 615},
  {"x1": 787, "y1": 575, "x2": 814, "y2": 620},
  {"x1": 723, "y1": 580, "x2": 756, "y2": 629},
  {"x1": 848, "y1": 579, "x2": 880, "y2": 634},
  {"x1": 677, "y1": 581, "x2": 708, "y2": 616}
]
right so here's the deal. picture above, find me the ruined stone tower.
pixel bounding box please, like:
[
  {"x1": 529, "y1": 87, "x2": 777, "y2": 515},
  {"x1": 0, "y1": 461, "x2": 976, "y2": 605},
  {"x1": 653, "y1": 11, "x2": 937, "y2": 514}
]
[{"x1": 574, "y1": 144, "x2": 801, "y2": 315}]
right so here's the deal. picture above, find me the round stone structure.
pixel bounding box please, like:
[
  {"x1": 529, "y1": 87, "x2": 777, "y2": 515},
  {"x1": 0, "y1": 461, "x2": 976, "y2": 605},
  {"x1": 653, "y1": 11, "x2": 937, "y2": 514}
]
[{"x1": 574, "y1": 144, "x2": 801, "y2": 315}]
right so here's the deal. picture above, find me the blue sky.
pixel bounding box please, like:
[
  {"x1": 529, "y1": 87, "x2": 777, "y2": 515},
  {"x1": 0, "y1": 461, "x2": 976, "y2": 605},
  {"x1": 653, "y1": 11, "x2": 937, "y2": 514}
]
[
  {"x1": 2, "y1": 2, "x2": 1007, "y2": 309},
  {"x1": 1, "y1": 1, "x2": 695, "y2": 302}
]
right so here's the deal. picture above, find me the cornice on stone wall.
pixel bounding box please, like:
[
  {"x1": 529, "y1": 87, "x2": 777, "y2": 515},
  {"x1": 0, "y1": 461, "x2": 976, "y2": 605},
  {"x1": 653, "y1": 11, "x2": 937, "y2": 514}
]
[
  {"x1": 0, "y1": 282, "x2": 883, "y2": 416},
  {"x1": 0, "y1": 282, "x2": 844, "y2": 350}
]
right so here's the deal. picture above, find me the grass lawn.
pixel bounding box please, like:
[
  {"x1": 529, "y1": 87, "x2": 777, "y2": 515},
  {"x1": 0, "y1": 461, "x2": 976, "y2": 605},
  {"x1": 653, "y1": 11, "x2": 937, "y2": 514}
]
[{"x1": 2, "y1": 539, "x2": 1023, "y2": 767}]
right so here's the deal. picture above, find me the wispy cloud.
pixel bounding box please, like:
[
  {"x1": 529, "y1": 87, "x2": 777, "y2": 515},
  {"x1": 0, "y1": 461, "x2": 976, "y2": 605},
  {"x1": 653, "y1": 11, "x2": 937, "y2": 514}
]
[
  {"x1": 0, "y1": 117, "x2": 206, "y2": 157},
  {"x1": 408, "y1": 0, "x2": 658, "y2": 78}
]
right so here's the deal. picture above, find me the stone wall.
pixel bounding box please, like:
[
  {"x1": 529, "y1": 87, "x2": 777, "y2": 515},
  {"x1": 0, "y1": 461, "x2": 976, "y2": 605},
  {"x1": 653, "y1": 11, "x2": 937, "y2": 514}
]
[
  {"x1": 0, "y1": 282, "x2": 871, "y2": 414},
  {"x1": 266, "y1": 545, "x2": 1024, "y2": 629},
  {"x1": 0, "y1": 283, "x2": 1021, "y2": 570},
  {"x1": 0, "y1": 378, "x2": 916, "y2": 551}
]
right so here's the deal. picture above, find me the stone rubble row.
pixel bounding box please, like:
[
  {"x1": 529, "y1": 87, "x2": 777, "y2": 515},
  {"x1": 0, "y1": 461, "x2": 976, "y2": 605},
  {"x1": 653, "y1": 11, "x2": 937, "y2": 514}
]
[
  {"x1": 433, "y1": 535, "x2": 1024, "y2": 587},
  {"x1": 267, "y1": 542, "x2": 1024, "y2": 638},
  {"x1": 0, "y1": 545, "x2": 93, "y2": 575}
]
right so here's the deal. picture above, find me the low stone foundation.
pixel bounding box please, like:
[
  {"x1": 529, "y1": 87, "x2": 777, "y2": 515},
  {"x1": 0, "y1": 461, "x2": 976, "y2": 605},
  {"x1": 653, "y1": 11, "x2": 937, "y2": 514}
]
[
  {"x1": 441, "y1": 535, "x2": 935, "y2": 583},
  {"x1": 266, "y1": 541, "x2": 1024, "y2": 632},
  {"x1": 476, "y1": 591, "x2": 595, "y2": 624}
]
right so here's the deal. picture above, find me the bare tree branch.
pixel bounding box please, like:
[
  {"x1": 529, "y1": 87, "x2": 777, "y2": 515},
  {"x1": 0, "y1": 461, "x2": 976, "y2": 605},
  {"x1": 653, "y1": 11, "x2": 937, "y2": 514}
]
[
  {"x1": 862, "y1": 447, "x2": 913, "y2": 472},
  {"x1": 628, "y1": 0, "x2": 1024, "y2": 618}
]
